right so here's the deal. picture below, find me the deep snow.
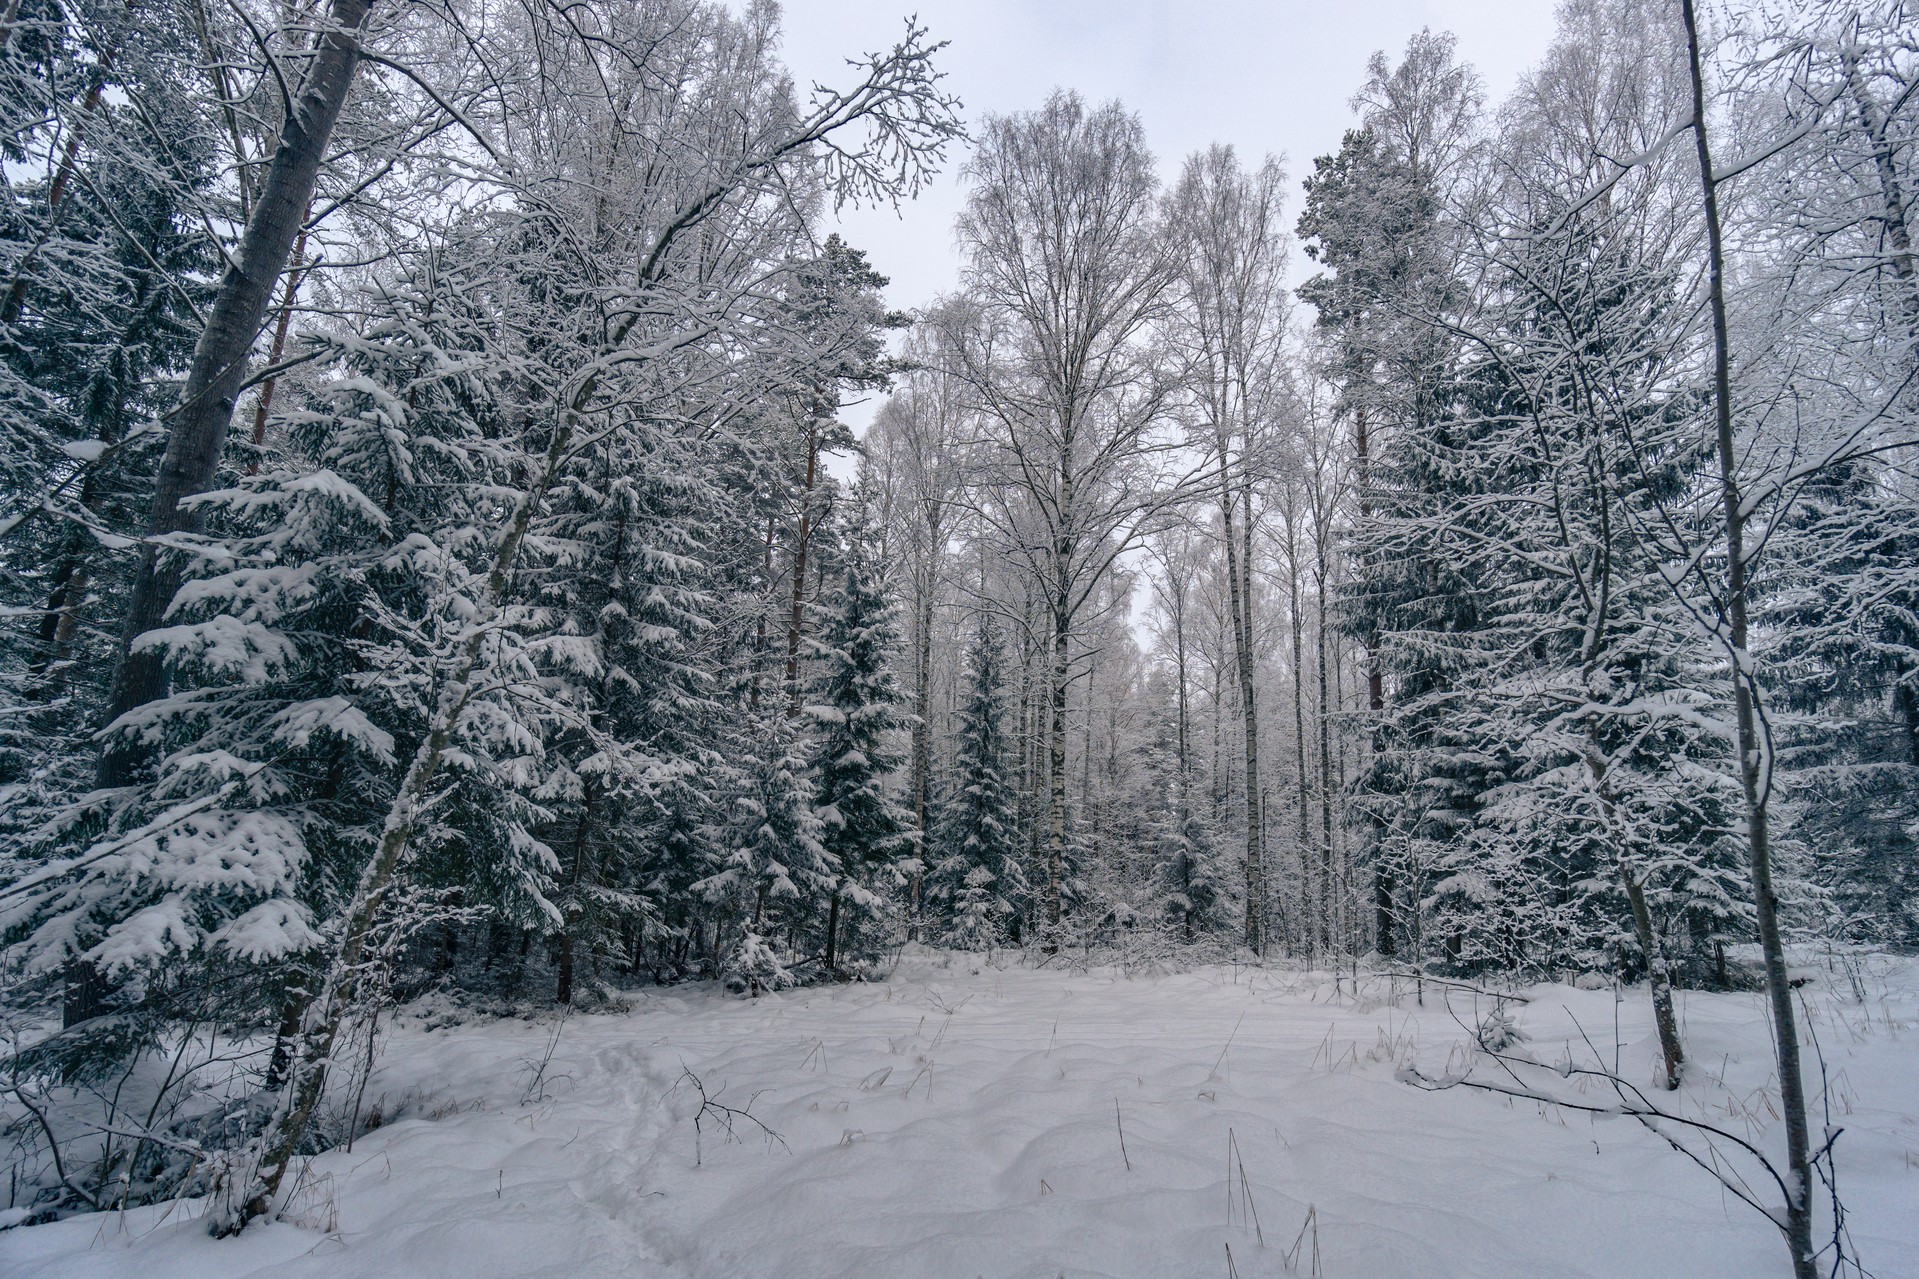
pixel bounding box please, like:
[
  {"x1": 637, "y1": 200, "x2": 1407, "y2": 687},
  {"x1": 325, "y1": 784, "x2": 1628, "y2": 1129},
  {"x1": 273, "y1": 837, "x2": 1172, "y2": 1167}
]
[{"x1": 5, "y1": 950, "x2": 1915, "y2": 1278}]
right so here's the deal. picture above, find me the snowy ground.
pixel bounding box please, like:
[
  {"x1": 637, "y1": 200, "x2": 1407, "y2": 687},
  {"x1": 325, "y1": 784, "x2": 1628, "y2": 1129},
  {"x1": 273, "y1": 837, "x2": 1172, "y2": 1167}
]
[{"x1": 5, "y1": 950, "x2": 1916, "y2": 1279}]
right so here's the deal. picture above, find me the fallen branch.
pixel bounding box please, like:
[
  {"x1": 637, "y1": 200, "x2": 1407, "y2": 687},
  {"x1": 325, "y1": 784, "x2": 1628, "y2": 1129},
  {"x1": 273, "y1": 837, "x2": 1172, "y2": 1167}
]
[
  {"x1": 1373, "y1": 970, "x2": 1532, "y2": 1004},
  {"x1": 1398, "y1": 1025, "x2": 1857, "y2": 1274}
]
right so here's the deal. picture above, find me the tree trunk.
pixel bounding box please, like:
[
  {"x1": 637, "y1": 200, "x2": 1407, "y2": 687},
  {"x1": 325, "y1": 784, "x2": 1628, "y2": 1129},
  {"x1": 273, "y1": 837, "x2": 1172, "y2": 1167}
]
[
  {"x1": 824, "y1": 889, "x2": 842, "y2": 972},
  {"x1": 1019, "y1": 595, "x2": 1043, "y2": 911},
  {"x1": 1045, "y1": 607, "x2": 1069, "y2": 928},
  {"x1": 60, "y1": 960, "x2": 108, "y2": 1027},
  {"x1": 1286, "y1": 524, "x2": 1312, "y2": 940},
  {"x1": 1590, "y1": 747, "x2": 1687, "y2": 1092},
  {"x1": 260, "y1": 990, "x2": 305, "y2": 1093},
  {"x1": 1210, "y1": 640, "x2": 1225, "y2": 828},
  {"x1": 1679, "y1": 6, "x2": 1814, "y2": 1274},
  {"x1": 0, "y1": 0, "x2": 26, "y2": 51},
  {"x1": 784, "y1": 424, "x2": 819, "y2": 711},
  {"x1": 1172, "y1": 592, "x2": 1196, "y2": 940},
  {"x1": 97, "y1": 0, "x2": 376, "y2": 789},
  {"x1": 1172, "y1": 600, "x2": 1191, "y2": 787},
  {"x1": 1082, "y1": 661, "x2": 1095, "y2": 842},
  {"x1": 1314, "y1": 546, "x2": 1336, "y2": 957},
  {"x1": 1621, "y1": 864, "x2": 1683, "y2": 1090},
  {"x1": 1846, "y1": 53, "x2": 1919, "y2": 325},
  {"x1": 911, "y1": 520, "x2": 935, "y2": 934},
  {"x1": 1220, "y1": 460, "x2": 1263, "y2": 954},
  {"x1": 214, "y1": 313, "x2": 580, "y2": 1235},
  {"x1": 1849, "y1": 47, "x2": 1919, "y2": 755},
  {"x1": 556, "y1": 787, "x2": 596, "y2": 1007},
  {"x1": 752, "y1": 513, "x2": 775, "y2": 709},
  {"x1": 1353, "y1": 403, "x2": 1395, "y2": 957},
  {"x1": 245, "y1": 224, "x2": 312, "y2": 470},
  {"x1": 31, "y1": 553, "x2": 88, "y2": 686}
]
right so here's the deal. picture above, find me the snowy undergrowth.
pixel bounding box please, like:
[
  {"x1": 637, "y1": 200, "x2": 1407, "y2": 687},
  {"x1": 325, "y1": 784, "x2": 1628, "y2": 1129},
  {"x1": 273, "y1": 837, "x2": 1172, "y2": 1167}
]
[{"x1": 4, "y1": 950, "x2": 1915, "y2": 1279}]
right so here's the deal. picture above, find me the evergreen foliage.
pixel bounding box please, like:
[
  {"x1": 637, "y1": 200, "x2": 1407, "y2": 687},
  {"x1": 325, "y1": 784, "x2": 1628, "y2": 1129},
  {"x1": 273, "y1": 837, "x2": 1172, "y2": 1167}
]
[{"x1": 934, "y1": 614, "x2": 1024, "y2": 948}]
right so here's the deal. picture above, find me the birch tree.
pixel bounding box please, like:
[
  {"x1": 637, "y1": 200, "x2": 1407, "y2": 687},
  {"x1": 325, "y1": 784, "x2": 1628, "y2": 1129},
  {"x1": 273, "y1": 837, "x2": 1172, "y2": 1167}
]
[
  {"x1": 953, "y1": 91, "x2": 1178, "y2": 934},
  {"x1": 1164, "y1": 145, "x2": 1291, "y2": 954}
]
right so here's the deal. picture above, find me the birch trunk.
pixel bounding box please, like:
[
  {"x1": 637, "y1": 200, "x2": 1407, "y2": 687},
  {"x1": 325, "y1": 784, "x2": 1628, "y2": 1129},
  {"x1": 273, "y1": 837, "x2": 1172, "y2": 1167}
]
[
  {"x1": 1680, "y1": 5, "x2": 1814, "y2": 1272},
  {"x1": 1287, "y1": 529, "x2": 1312, "y2": 933},
  {"x1": 215, "y1": 384, "x2": 574, "y2": 1236},
  {"x1": 98, "y1": 0, "x2": 376, "y2": 788},
  {"x1": 1621, "y1": 865, "x2": 1684, "y2": 1090},
  {"x1": 1045, "y1": 601, "x2": 1069, "y2": 928},
  {"x1": 1314, "y1": 545, "x2": 1336, "y2": 956}
]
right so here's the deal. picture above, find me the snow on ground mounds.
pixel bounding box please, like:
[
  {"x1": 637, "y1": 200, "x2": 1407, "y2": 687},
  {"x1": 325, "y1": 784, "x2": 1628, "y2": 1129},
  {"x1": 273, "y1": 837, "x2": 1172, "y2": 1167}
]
[{"x1": 5, "y1": 952, "x2": 1916, "y2": 1278}]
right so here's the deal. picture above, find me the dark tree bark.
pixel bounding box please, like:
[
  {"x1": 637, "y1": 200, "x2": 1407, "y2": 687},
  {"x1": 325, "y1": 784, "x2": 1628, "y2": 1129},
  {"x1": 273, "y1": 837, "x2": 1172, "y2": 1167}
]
[
  {"x1": 1314, "y1": 540, "x2": 1337, "y2": 955},
  {"x1": 245, "y1": 224, "x2": 312, "y2": 469},
  {"x1": 909, "y1": 514, "x2": 935, "y2": 934},
  {"x1": 556, "y1": 787, "x2": 596, "y2": 1007},
  {"x1": 1353, "y1": 404, "x2": 1395, "y2": 956},
  {"x1": 783, "y1": 423, "x2": 820, "y2": 713},
  {"x1": 823, "y1": 890, "x2": 842, "y2": 972},
  {"x1": 1221, "y1": 472, "x2": 1264, "y2": 955},
  {"x1": 895, "y1": 477, "x2": 945, "y2": 938},
  {"x1": 1044, "y1": 597, "x2": 1069, "y2": 928},
  {"x1": 1169, "y1": 569, "x2": 1197, "y2": 940},
  {"x1": 1285, "y1": 523, "x2": 1311, "y2": 924}
]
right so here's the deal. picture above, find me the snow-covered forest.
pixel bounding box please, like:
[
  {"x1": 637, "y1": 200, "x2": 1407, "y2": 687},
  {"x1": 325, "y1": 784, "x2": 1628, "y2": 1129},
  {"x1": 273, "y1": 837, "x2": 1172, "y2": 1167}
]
[{"x1": 1, "y1": 0, "x2": 1915, "y2": 1275}]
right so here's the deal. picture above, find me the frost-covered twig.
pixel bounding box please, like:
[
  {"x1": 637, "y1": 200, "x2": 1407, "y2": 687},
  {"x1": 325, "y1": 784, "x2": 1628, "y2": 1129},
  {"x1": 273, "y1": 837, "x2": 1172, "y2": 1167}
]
[{"x1": 671, "y1": 1066, "x2": 788, "y2": 1167}]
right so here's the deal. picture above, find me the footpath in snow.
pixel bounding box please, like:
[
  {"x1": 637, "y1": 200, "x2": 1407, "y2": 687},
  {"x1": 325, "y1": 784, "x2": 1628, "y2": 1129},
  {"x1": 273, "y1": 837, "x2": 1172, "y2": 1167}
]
[{"x1": 4, "y1": 950, "x2": 1915, "y2": 1278}]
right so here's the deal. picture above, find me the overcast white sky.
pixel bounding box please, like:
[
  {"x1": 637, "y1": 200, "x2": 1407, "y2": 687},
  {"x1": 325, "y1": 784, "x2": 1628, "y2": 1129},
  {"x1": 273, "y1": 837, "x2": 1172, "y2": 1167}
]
[
  {"x1": 765, "y1": 1, "x2": 1562, "y2": 584},
  {"x1": 764, "y1": 0, "x2": 1561, "y2": 442},
  {"x1": 774, "y1": 0, "x2": 1559, "y2": 312}
]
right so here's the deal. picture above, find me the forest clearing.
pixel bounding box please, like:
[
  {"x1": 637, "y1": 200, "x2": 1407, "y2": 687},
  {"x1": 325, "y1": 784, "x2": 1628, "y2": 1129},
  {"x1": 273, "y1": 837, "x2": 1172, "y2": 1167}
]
[
  {"x1": 3, "y1": 0, "x2": 1916, "y2": 1272},
  {"x1": 7, "y1": 950, "x2": 1916, "y2": 1279}
]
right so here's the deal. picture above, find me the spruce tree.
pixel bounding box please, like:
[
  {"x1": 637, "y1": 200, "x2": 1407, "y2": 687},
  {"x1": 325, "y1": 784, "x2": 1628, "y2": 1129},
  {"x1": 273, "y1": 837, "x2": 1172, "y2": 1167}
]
[
  {"x1": 935, "y1": 613, "x2": 1024, "y2": 948},
  {"x1": 0, "y1": 0, "x2": 220, "y2": 873},
  {"x1": 810, "y1": 502, "x2": 916, "y2": 969},
  {"x1": 701, "y1": 705, "x2": 831, "y2": 992},
  {"x1": 0, "y1": 232, "x2": 559, "y2": 1045},
  {"x1": 1760, "y1": 464, "x2": 1919, "y2": 945}
]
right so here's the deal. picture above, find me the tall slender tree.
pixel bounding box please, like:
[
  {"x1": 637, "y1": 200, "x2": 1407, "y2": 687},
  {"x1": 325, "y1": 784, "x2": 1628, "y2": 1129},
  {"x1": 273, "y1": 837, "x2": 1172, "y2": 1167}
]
[
  {"x1": 954, "y1": 91, "x2": 1178, "y2": 934},
  {"x1": 1165, "y1": 144, "x2": 1291, "y2": 954}
]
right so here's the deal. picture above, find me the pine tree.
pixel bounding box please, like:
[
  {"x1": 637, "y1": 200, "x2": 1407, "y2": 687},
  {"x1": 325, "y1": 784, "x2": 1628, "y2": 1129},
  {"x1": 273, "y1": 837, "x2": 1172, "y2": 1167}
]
[
  {"x1": 1299, "y1": 100, "x2": 1481, "y2": 960},
  {"x1": 1761, "y1": 463, "x2": 1919, "y2": 944}
]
